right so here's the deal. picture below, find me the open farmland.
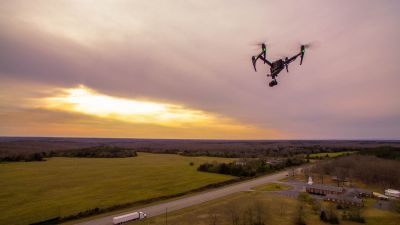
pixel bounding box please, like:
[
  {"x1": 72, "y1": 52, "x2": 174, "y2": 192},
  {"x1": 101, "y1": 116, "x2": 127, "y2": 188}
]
[{"x1": 0, "y1": 153, "x2": 235, "y2": 225}]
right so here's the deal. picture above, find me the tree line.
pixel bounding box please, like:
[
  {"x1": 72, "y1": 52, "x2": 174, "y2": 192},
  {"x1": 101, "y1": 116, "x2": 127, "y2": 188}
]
[
  {"x1": 198, "y1": 157, "x2": 305, "y2": 177},
  {"x1": 0, "y1": 146, "x2": 137, "y2": 162},
  {"x1": 358, "y1": 146, "x2": 400, "y2": 160},
  {"x1": 311, "y1": 155, "x2": 400, "y2": 189},
  {"x1": 4, "y1": 138, "x2": 398, "y2": 160}
]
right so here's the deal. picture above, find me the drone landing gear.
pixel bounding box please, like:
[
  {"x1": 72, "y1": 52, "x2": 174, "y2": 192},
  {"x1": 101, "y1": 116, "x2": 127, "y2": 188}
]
[{"x1": 269, "y1": 79, "x2": 278, "y2": 87}]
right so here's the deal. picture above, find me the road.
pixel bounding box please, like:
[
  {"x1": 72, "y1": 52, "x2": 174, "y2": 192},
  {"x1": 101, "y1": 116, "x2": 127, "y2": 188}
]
[{"x1": 74, "y1": 168, "x2": 300, "y2": 225}]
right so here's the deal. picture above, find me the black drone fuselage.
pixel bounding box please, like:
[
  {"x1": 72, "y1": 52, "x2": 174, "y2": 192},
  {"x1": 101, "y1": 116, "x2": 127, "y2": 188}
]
[{"x1": 270, "y1": 59, "x2": 285, "y2": 79}]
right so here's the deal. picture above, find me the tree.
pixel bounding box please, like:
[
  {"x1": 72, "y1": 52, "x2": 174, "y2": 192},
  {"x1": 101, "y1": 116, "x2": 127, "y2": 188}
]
[
  {"x1": 225, "y1": 202, "x2": 240, "y2": 225},
  {"x1": 242, "y1": 206, "x2": 254, "y2": 225},
  {"x1": 208, "y1": 210, "x2": 218, "y2": 225},
  {"x1": 293, "y1": 204, "x2": 306, "y2": 225},
  {"x1": 253, "y1": 200, "x2": 266, "y2": 225},
  {"x1": 320, "y1": 210, "x2": 327, "y2": 221}
]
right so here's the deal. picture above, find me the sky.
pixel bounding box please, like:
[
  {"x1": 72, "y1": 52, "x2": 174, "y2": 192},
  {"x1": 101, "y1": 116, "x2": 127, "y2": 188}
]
[{"x1": 0, "y1": 0, "x2": 400, "y2": 139}]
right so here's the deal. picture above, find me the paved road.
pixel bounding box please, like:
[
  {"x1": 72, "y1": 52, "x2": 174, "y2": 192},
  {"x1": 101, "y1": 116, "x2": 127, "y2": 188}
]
[{"x1": 74, "y1": 168, "x2": 300, "y2": 225}]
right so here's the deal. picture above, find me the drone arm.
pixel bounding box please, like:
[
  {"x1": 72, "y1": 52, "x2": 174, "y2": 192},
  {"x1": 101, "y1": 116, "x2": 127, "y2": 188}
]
[
  {"x1": 285, "y1": 52, "x2": 301, "y2": 65},
  {"x1": 252, "y1": 52, "x2": 271, "y2": 71},
  {"x1": 257, "y1": 54, "x2": 272, "y2": 66}
]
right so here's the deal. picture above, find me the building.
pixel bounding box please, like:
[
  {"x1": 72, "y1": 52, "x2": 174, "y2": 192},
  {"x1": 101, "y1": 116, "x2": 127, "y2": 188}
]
[
  {"x1": 307, "y1": 176, "x2": 313, "y2": 185},
  {"x1": 306, "y1": 184, "x2": 345, "y2": 195},
  {"x1": 385, "y1": 189, "x2": 400, "y2": 198},
  {"x1": 266, "y1": 158, "x2": 284, "y2": 167},
  {"x1": 324, "y1": 194, "x2": 364, "y2": 207}
]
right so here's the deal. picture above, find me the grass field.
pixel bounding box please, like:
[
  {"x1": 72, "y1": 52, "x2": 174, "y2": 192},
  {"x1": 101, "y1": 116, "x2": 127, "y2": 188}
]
[
  {"x1": 308, "y1": 151, "x2": 355, "y2": 159},
  {"x1": 0, "y1": 153, "x2": 235, "y2": 225},
  {"x1": 253, "y1": 182, "x2": 292, "y2": 192},
  {"x1": 131, "y1": 191, "x2": 400, "y2": 225}
]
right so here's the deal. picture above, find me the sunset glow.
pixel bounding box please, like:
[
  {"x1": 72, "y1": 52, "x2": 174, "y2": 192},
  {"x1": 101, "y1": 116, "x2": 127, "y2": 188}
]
[{"x1": 40, "y1": 86, "x2": 213, "y2": 127}]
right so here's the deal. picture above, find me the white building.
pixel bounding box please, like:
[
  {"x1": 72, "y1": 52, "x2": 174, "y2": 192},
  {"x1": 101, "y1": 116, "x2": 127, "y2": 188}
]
[
  {"x1": 307, "y1": 176, "x2": 313, "y2": 185},
  {"x1": 385, "y1": 189, "x2": 400, "y2": 198}
]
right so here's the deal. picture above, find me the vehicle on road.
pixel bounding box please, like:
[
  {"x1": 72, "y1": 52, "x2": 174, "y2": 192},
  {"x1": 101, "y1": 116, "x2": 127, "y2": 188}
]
[{"x1": 112, "y1": 211, "x2": 146, "y2": 224}]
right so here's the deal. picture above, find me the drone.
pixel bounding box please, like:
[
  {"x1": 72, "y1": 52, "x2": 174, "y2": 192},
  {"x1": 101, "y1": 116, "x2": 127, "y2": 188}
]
[{"x1": 251, "y1": 43, "x2": 310, "y2": 87}]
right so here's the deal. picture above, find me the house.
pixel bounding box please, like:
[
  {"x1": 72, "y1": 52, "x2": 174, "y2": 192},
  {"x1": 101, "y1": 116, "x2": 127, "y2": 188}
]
[
  {"x1": 385, "y1": 189, "x2": 400, "y2": 198},
  {"x1": 306, "y1": 184, "x2": 345, "y2": 195},
  {"x1": 324, "y1": 194, "x2": 364, "y2": 207},
  {"x1": 266, "y1": 158, "x2": 283, "y2": 167},
  {"x1": 234, "y1": 159, "x2": 247, "y2": 166}
]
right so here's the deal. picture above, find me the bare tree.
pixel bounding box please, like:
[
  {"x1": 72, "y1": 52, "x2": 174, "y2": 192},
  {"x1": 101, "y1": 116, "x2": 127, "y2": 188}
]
[
  {"x1": 241, "y1": 206, "x2": 253, "y2": 225},
  {"x1": 303, "y1": 167, "x2": 311, "y2": 181},
  {"x1": 279, "y1": 202, "x2": 286, "y2": 216},
  {"x1": 225, "y1": 202, "x2": 240, "y2": 225},
  {"x1": 253, "y1": 200, "x2": 266, "y2": 225},
  {"x1": 293, "y1": 203, "x2": 306, "y2": 225},
  {"x1": 208, "y1": 210, "x2": 218, "y2": 225}
]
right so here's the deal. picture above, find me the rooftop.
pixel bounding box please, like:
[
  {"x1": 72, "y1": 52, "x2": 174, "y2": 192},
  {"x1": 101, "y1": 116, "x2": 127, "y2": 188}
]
[
  {"x1": 325, "y1": 194, "x2": 363, "y2": 204},
  {"x1": 307, "y1": 184, "x2": 344, "y2": 192},
  {"x1": 350, "y1": 188, "x2": 372, "y2": 195},
  {"x1": 385, "y1": 189, "x2": 400, "y2": 194}
]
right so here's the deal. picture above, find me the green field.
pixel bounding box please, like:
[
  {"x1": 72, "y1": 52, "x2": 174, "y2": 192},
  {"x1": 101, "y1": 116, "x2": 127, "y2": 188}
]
[
  {"x1": 0, "y1": 153, "x2": 235, "y2": 225},
  {"x1": 253, "y1": 182, "x2": 292, "y2": 192},
  {"x1": 308, "y1": 151, "x2": 355, "y2": 159}
]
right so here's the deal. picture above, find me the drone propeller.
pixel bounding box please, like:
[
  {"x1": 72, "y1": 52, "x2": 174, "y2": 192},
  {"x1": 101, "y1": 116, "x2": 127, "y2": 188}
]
[
  {"x1": 299, "y1": 42, "x2": 317, "y2": 65},
  {"x1": 300, "y1": 45, "x2": 305, "y2": 65},
  {"x1": 261, "y1": 43, "x2": 266, "y2": 62},
  {"x1": 251, "y1": 42, "x2": 267, "y2": 62},
  {"x1": 285, "y1": 57, "x2": 289, "y2": 72}
]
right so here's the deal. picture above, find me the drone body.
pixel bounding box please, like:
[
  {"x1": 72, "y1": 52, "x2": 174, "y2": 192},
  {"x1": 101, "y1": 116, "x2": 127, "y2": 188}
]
[{"x1": 252, "y1": 44, "x2": 307, "y2": 87}]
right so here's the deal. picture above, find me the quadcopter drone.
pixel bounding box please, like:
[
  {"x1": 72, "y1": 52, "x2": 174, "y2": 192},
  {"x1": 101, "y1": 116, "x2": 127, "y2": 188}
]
[{"x1": 251, "y1": 43, "x2": 310, "y2": 87}]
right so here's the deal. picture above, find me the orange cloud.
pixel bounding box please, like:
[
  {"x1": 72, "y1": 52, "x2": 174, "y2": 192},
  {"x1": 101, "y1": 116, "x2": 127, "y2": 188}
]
[{"x1": 0, "y1": 84, "x2": 281, "y2": 139}]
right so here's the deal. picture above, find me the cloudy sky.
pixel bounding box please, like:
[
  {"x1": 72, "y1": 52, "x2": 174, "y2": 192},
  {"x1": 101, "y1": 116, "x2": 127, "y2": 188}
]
[{"x1": 0, "y1": 0, "x2": 399, "y2": 139}]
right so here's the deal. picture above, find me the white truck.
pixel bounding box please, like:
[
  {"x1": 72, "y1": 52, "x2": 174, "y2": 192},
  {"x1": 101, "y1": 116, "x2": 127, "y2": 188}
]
[{"x1": 113, "y1": 211, "x2": 147, "y2": 224}]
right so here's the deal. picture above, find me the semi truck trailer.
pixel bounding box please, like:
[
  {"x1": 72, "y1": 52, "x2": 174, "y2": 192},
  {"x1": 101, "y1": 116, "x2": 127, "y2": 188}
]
[{"x1": 113, "y1": 211, "x2": 147, "y2": 224}]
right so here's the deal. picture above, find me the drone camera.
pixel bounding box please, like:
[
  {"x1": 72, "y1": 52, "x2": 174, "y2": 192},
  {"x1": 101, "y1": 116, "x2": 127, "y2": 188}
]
[{"x1": 269, "y1": 80, "x2": 278, "y2": 87}]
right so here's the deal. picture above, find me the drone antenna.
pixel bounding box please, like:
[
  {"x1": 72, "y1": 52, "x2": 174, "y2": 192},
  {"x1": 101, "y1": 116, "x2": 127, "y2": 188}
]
[{"x1": 285, "y1": 57, "x2": 289, "y2": 72}]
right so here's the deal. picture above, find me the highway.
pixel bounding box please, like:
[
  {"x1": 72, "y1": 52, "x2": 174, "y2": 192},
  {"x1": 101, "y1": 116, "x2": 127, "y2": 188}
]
[{"x1": 74, "y1": 168, "x2": 298, "y2": 225}]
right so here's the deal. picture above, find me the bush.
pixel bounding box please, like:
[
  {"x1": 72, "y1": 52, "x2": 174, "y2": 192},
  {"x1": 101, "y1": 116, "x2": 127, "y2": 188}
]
[
  {"x1": 298, "y1": 193, "x2": 312, "y2": 204},
  {"x1": 395, "y1": 200, "x2": 400, "y2": 214},
  {"x1": 311, "y1": 199, "x2": 321, "y2": 214},
  {"x1": 294, "y1": 204, "x2": 306, "y2": 225},
  {"x1": 342, "y1": 207, "x2": 365, "y2": 223},
  {"x1": 320, "y1": 210, "x2": 327, "y2": 221},
  {"x1": 320, "y1": 208, "x2": 339, "y2": 224}
]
